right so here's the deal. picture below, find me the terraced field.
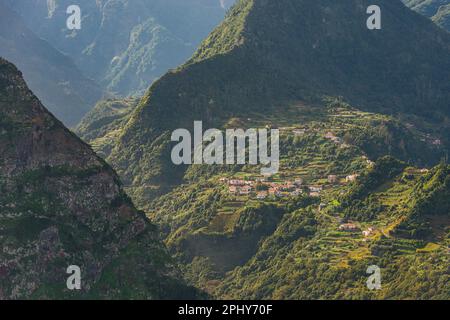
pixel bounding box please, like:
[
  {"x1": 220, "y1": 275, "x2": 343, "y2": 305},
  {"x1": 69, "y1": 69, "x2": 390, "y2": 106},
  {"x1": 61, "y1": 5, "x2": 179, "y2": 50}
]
[{"x1": 138, "y1": 102, "x2": 448, "y2": 298}]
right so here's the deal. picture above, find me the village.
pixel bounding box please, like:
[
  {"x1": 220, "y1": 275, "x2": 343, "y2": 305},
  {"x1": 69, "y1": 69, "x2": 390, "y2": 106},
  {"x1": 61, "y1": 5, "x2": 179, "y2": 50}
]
[
  {"x1": 218, "y1": 174, "x2": 382, "y2": 239},
  {"x1": 219, "y1": 173, "x2": 360, "y2": 200},
  {"x1": 213, "y1": 121, "x2": 434, "y2": 240},
  {"x1": 215, "y1": 127, "x2": 386, "y2": 238},
  {"x1": 218, "y1": 129, "x2": 365, "y2": 200}
]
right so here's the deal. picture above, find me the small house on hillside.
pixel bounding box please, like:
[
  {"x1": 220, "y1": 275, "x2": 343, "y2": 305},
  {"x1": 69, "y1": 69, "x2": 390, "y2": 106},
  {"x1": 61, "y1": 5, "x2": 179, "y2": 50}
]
[
  {"x1": 328, "y1": 175, "x2": 338, "y2": 184},
  {"x1": 239, "y1": 185, "x2": 252, "y2": 195},
  {"x1": 309, "y1": 186, "x2": 323, "y2": 193},
  {"x1": 325, "y1": 132, "x2": 336, "y2": 139},
  {"x1": 432, "y1": 139, "x2": 442, "y2": 146},
  {"x1": 256, "y1": 192, "x2": 268, "y2": 200},
  {"x1": 229, "y1": 179, "x2": 246, "y2": 186},
  {"x1": 339, "y1": 223, "x2": 360, "y2": 232},
  {"x1": 346, "y1": 174, "x2": 359, "y2": 183},
  {"x1": 293, "y1": 129, "x2": 306, "y2": 136},
  {"x1": 362, "y1": 227, "x2": 375, "y2": 237}
]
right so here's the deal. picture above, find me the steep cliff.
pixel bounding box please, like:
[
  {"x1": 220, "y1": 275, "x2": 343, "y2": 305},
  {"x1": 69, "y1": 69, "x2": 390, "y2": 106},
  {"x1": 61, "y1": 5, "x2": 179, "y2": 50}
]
[{"x1": 0, "y1": 58, "x2": 198, "y2": 299}]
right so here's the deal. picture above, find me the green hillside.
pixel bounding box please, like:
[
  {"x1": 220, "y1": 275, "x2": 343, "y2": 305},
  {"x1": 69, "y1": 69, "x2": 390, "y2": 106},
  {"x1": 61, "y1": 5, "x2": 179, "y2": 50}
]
[
  {"x1": 107, "y1": 0, "x2": 450, "y2": 205},
  {"x1": 216, "y1": 161, "x2": 449, "y2": 299},
  {"x1": 142, "y1": 102, "x2": 449, "y2": 299},
  {"x1": 75, "y1": 98, "x2": 140, "y2": 158},
  {"x1": 70, "y1": 0, "x2": 449, "y2": 299}
]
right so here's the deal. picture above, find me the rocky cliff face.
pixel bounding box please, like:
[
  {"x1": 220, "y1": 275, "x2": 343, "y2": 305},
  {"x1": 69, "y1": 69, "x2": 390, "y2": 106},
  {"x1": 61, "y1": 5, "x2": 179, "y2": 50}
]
[{"x1": 0, "y1": 58, "x2": 198, "y2": 299}]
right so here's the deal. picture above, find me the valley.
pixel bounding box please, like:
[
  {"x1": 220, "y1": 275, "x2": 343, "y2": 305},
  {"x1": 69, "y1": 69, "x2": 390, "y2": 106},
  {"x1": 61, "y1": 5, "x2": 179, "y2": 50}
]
[
  {"x1": 5, "y1": 0, "x2": 232, "y2": 97},
  {"x1": 76, "y1": 95, "x2": 449, "y2": 299},
  {"x1": 1, "y1": 0, "x2": 449, "y2": 300}
]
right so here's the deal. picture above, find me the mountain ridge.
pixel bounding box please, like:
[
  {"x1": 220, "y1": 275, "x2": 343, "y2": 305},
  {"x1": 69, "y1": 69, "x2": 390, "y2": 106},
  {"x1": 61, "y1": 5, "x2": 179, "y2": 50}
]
[
  {"x1": 0, "y1": 2, "x2": 103, "y2": 127},
  {"x1": 95, "y1": 0, "x2": 450, "y2": 299},
  {"x1": 0, "y1": 58, "x2": 199, "y2": 299},
  {"x1": 403, "y1": 0, "x2": 450, "y2": 31},
  {"x1": 5, "y1": 0, "x2": 232, "y2": 97},
  {"x1": 123, "y1": 0, "x2": 450, "y2": 137},
  {"x1": 107, "y1": 0, "x2": 450, "y2": 204}
]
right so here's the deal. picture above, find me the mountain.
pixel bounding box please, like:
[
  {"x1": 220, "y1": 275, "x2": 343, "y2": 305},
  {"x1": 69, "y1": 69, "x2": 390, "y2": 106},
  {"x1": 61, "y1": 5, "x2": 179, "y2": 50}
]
[
  {"x1": 0, "y1": 2, "x2": 103, "y2": 127},
  {"x1": 5, "y1": 0, "x2": 233, "y2": 96},
  {"x1": 75, "y1": 98, "x2": 140, "y2": 159},
  {"x1": 106, "y1": 0, "x2": 450, "y2": 205},
  {"x1": 404, "y1": 0, "x2": 449, "y2": 16},
  {"x1": 0, "y1": 58, "x2": 199, "y2": 299},
  {"x1": 140, "y1": 96, "x2": 449, "y2": 298},
  {"x1": 434, "y1": 5, "x2": 450, "y2": 31},
  {"x1": 403, "y1": 0, "x2": 450, "y2": 31},
  {"x1": 80, "y1": 0, "x2": 450, "y2": 299}
]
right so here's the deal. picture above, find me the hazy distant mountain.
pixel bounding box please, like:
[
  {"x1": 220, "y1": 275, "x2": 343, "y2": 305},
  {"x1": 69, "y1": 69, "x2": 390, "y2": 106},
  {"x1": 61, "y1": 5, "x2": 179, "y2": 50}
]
[
  {"x1": 403, "y1": 0, "x2": 450, "y2": 31},
  {"x1": 0, "y1": 58, "x2": 199, "y2": 299},
  {"x1": 434, "y1": 5, "x2": 450, "y2": 30},
  {"x1": 404, "y1": 0, "x2": 448, "y2": 15},
  {"x1": 0, "y1": 2, "x2": 103, "y2": 127},
  {"x1": 6, "y1": 0, "x2": 233, "y2": 96}
]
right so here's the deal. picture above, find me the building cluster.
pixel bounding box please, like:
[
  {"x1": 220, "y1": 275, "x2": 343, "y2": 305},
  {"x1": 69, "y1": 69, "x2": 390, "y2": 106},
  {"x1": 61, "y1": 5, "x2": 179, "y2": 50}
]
[
  {"x1": 325, "y1": 131, "x2": 344, "y2": 144},
  {"x1": 221, "y1": 178, "x2": 306, "y2": 199},
  {"x1": 338, "y1": 223, "x2": 360, "y2": 232},
  {"x1": 221, "y1": 177, "x2": 323, "y2": 199},
  {"x1": 338, "y1": 223, "x2": 377, "y2": 239},
  {"x1": 220, "y1": 170, "x2": 361, "y2": 200},
  {"x1": 419, "y1": 133, "x2": 443, "y2": 147},
  {"x1": 362, "y1": 227, "x2": 375, "y2": 237}
]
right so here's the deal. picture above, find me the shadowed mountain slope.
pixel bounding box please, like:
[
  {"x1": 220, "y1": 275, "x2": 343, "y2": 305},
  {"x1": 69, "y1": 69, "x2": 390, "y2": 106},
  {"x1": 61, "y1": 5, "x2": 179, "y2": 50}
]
[
  {"x1": 5, "y1": 0, "x2": 233, "y2": 97},
  {"x1": 0, "y1": 3, "x2": 103, "y2": 127},
  {"x1": 0, "y1": 58, "x2": 199, "y2": 299},
  {"x1": 403, "y1": 0, "x2": 450, "y2": 31}
]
